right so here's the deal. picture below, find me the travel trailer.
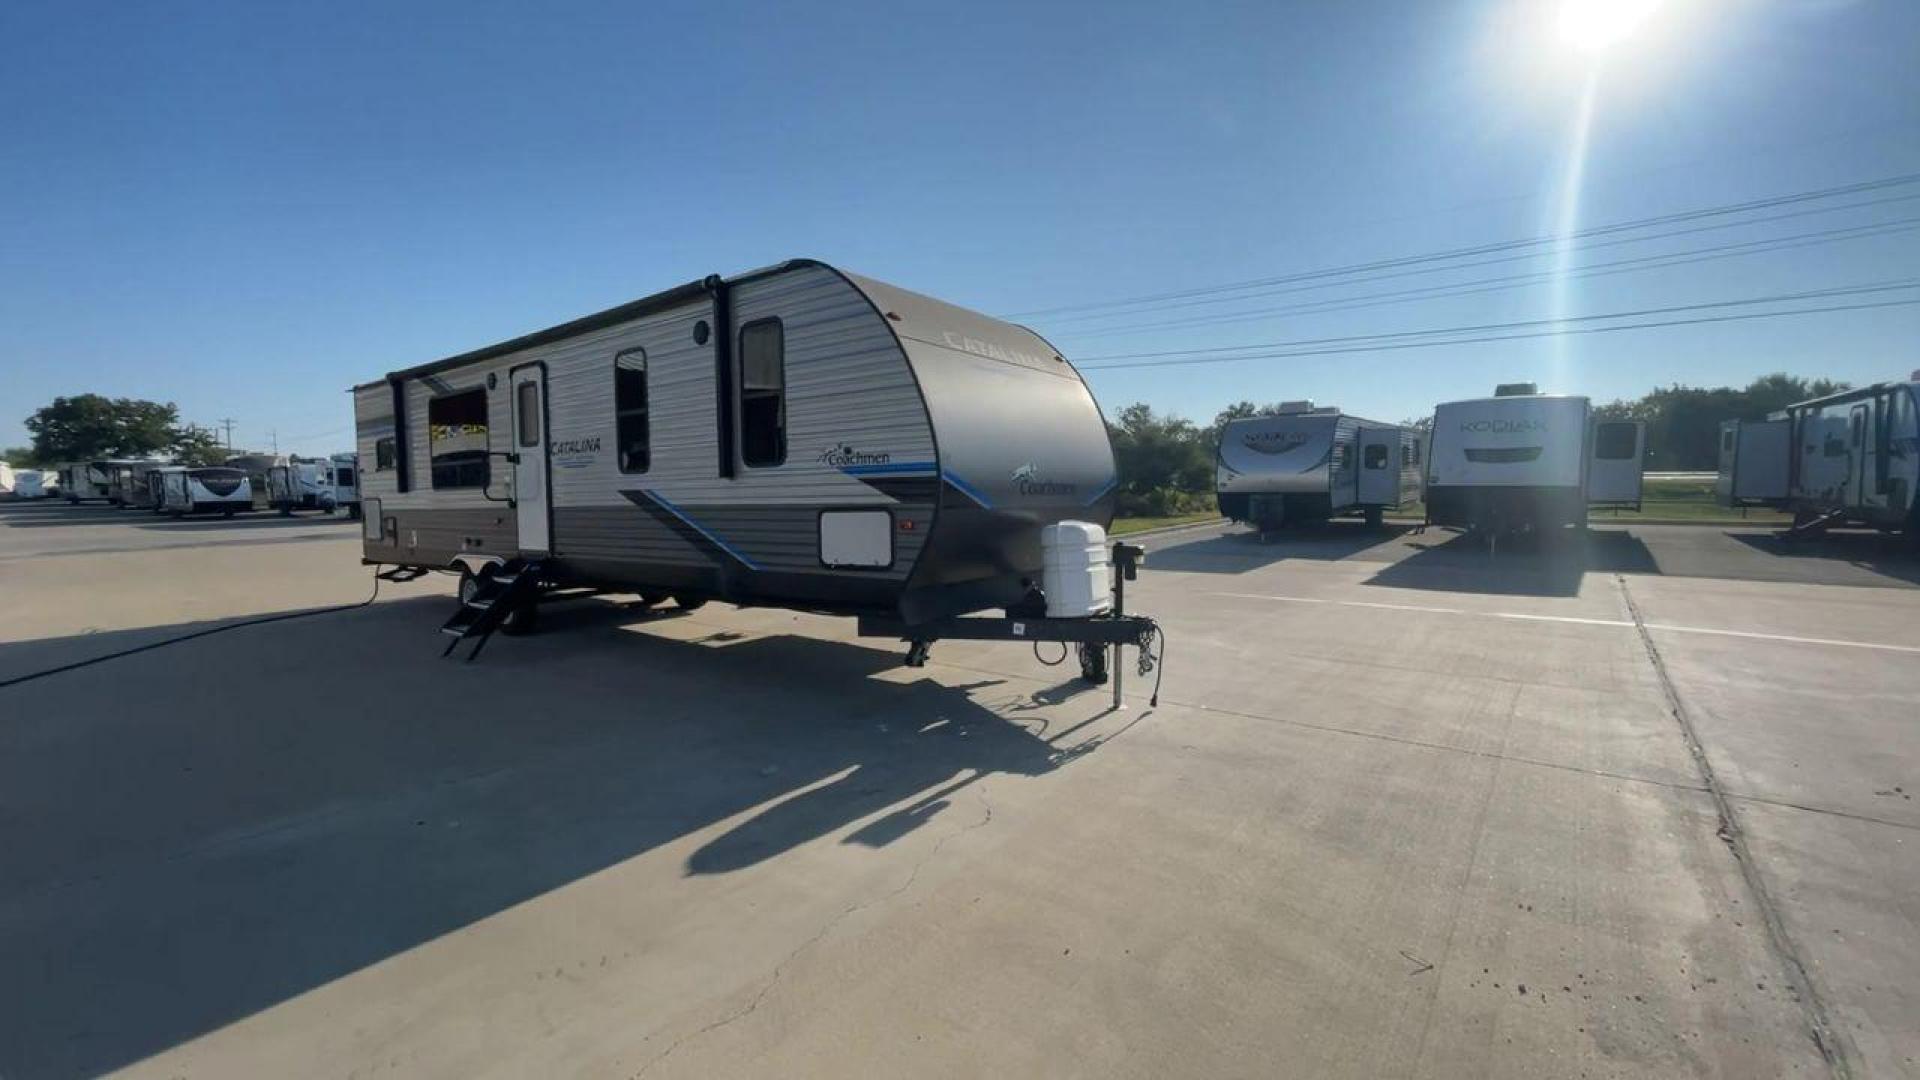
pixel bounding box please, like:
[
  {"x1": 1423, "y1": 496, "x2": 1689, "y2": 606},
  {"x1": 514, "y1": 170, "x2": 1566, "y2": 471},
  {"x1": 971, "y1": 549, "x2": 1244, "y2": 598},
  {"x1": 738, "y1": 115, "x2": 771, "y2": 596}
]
[
  {"x1": 266, "y1": 459, "x2": 339, "y2": 515},
  {"x1": 111, "y1": 461, "x2": 171, "y2": 509},
  {"x1": 59, "y1": 461, "x2": 123, "y2": 503},
  {"x1": 12, "y1": 469, "x2": 58, "y2": 499},
  {"x1": 354, "y1": 260, "x2": 1155, "y2": 683},
  {"x1": 224, "y1": 453, "x2": 282, "y2": 510},
  {"x1": 1425, "y1": 384, "x2": 1645, "y2": 533},
  {"x1": 329, "y1": 452, "x2": 361, "y2": 517},
  {"x1": 1715, "y1": 373, "x2": 1920, "y2": 532},
  {"x1": 1215, "y1": 403, "x2": 1421, "y2": 530},
  {"x1": 1715, "y1": 417, "x2": 1792, "y2": 508},
  {"x1": 0, "y1": 463, "x2": 12, "y2": 499},
  {"x1": 159, "y1": 466, "x2": 253, "y2": 517}
]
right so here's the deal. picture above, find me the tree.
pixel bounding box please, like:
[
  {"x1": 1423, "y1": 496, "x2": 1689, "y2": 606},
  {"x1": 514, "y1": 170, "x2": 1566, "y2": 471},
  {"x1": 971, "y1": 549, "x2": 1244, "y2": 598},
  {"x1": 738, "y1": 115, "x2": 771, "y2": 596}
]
[
  {"x1": 2, "y1": 446, "x2": 38, "y2": 467},
  {"x1": 25, "y1": 395, "x2": 179, "y2": 461},
  {"x1": 169, "y1": 425, "x2": 229, "y2": 467},
  {"x1": 1108, "y1": 403, "x2": 1213, "y2": 515}
]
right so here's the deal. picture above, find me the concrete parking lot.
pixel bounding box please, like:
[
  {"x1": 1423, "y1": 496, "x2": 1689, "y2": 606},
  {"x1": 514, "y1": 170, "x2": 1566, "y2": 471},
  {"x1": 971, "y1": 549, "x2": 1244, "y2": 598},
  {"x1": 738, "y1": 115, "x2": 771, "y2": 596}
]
[{"x1": 2, "y1": 503, "x2": 1916, "y2": 1078}]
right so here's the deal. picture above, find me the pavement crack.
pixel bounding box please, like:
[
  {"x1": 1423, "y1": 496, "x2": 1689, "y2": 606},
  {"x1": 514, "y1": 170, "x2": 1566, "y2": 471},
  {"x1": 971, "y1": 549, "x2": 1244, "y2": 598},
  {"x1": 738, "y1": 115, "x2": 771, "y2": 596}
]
[
  {"x1": 1616, "y1": 573, "x2": 1854, "y2": 1079},
  {"x1": 634, "y1": 786, "x2": 995, "y2": 1078}
]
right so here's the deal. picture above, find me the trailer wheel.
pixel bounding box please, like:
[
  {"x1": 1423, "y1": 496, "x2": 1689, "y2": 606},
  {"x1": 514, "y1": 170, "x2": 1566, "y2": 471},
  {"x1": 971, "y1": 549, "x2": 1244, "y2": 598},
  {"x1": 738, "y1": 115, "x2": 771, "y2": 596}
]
[
  {"x1": 457, "y1": 567, "x2": 480, "y2": 606},
  {"x1": 280, "y1": 506, "x2": 293, "y2": 517},
  {"x1": 637, "y1": 591, "x2": 669, "y2": 608},
  {"x1": 499, "y1": 595, "x2": 540, "y2": 636},
  {"x1": 1364, "y1": 507, "x2": 1384, "y2": 528},
  {"x1": 673, "y1": 595, "x2": 706, "y2": 612},
  {"x1": 222, "y1": 507, "x2": 235, "y2": 518},
  {"x1": 1078, "y1": 642, "x2": 1109, "y2": 685}
]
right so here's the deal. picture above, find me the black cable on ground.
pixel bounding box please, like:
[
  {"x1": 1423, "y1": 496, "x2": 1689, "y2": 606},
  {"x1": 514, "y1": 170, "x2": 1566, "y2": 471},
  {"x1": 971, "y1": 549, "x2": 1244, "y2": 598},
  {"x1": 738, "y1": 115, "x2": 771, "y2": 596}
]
[
  {"x1": 1033, "y1": 640, "x2": 1069, "y2": 666},
  {"x1": 0, "y1": 567, "x2": 386, "y2": 691}
]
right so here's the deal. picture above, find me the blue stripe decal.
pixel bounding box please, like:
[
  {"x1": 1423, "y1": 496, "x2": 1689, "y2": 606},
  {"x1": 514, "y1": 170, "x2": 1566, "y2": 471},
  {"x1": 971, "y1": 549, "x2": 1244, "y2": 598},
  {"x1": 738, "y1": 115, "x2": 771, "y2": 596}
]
[
  {"x1": 941, "y1": 469, "x2": 994, "y2": 509},
  {"x1": 644, "y1": 490, "x2": 761, "y2": 570},
  {"x1": 1083, "y1": 477, "x2": 1117, "y2": 506},
  {"x1": 839, "y1": 460, "x2": 937, "y2": 476}
]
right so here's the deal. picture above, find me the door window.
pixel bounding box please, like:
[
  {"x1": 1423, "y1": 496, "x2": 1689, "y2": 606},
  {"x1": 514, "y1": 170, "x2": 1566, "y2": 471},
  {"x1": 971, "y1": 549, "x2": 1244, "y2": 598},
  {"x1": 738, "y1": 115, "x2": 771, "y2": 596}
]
[
  {"x1": 615, "y1": 348, "x2": 650, "y2": 473},
  {"x1": 738, "y1": 319, "x2": 786, "y2": 467},
  {"x1": 1363, "y1": 444, "x2": 1388, "y2": 469},
  {"x1": 516, "y1": 381, "x2": 540, "y2": 448}
]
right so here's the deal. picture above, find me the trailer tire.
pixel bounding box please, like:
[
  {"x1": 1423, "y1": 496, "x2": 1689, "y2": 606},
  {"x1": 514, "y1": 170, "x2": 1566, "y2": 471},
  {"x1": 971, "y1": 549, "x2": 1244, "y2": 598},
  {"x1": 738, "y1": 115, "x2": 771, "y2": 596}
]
[
  {"x1": 673, "y1": 595, "x2": 706, "y2": 612},
  {"x1": 1078, "y1": 642, "x2": 1109, "y2": 686},
  {"x1": 457, "y1": 567, "x2": 480, "y2": 606},
  {"x1": 1364, "y1": 507, "x2": 1384, "y2": 528},
  {"x1": 637, "y1": 592, "x2": 669, "y2": 608},
  {"x1": 280, "y1": 506, "x2": 293, "y2": 517},
  {"x1": 499, "y1": 597, "x2": 540, "y2": 636},
  {"x1": 222, "y1": 507, "x2": 235, "y2": 518}
]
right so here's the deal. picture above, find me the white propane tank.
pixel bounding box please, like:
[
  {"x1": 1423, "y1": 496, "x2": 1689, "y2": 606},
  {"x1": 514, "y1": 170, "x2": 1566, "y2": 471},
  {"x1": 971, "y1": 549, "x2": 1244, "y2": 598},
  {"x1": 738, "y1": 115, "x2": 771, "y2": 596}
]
[{"x1": 1041, "y1": 520, "x2": 1113, "y2": 618}]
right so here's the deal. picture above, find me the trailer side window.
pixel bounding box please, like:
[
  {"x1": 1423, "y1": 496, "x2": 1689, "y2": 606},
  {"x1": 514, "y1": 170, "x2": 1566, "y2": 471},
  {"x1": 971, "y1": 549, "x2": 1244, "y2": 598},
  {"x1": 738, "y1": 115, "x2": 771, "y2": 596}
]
[
  {"x1": 1594, "y1": 422, "x2": 1638, "y2": 460},
  {"x1": 374, "y1": 438, "x2": 395, "y2": 471},
  {"x1": 428, "y1": 388, "x2": 490, "y2": 489},
  {"x1": 738, "y1": 318, "x2": 786, "y2": 467},
  {"x1": 1363, "y1": 444, "x2": 1388, "y2": 469},
  {"x1": 615, "y1": 348, "x2": 650, "y2": 473},
  {"x1": 1721, "y1": 430, "x2": 1734, "y2": 454}
]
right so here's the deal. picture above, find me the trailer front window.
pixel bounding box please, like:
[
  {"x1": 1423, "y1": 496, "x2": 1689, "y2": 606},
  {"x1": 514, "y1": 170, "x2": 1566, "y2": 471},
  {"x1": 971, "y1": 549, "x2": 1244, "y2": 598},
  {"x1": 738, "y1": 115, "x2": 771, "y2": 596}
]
[
  {"x1": 738, "y1": 318, "x2": 786, "y2": 467},
  {"x1": 428, "y1": 388, "x2": 490, "y2": 489},
  {"x1": 615, "y1": 348, "x2": 650, "y2": 473},
  {"x1": 1594, "y1": 422, "x2": 1639, "y2": 460}
]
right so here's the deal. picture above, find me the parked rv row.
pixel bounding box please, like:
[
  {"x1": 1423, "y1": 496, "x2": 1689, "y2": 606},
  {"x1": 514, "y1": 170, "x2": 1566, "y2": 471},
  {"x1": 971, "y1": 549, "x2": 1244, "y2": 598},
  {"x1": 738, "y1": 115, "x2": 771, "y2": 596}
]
[
  {"x1": 1215, "y1": 384, "x2": 1646, "y2": 535},
  {"x1": 44, "y1": 453, "x2": 362, "y2": 519},
  {"x1": 1717, "y1": 371, "x2": 1920, "y2": 534}
]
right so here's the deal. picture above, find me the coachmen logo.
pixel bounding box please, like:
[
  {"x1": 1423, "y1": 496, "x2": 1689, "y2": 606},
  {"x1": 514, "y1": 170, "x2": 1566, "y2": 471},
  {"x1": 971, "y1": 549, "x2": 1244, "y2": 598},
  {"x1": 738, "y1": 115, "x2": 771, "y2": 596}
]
[
  {"x1": 1011, "y1": 462, "x2": 1077, "y2": 497},
  {"x1": 1242, "y1": 430, "x2": 1311, "y2": 455},
  {"x1": 1460, "y1": 420, "x2": 1545, "y2": 433},
  {"x1": 820, "y1": 443, "x2": 891, "y2": 468}
]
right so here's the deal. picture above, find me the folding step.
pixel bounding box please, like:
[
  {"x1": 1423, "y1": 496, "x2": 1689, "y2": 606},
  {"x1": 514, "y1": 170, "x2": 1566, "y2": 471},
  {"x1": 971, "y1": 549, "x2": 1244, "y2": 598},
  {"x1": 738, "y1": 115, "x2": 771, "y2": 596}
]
[{"x1": 437, "y1": 558, "x2": 547, "y2": 661}]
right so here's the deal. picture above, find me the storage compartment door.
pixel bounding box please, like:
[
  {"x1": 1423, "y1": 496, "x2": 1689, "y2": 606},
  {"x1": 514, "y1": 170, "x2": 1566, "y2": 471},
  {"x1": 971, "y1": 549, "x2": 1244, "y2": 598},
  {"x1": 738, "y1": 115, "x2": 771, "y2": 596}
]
[
  {"x1": 1587, "y1": 420, "x2": 1645, "y2": 505},
  {"x1": 819, "y1": 509, "x2": 892, "y2": 569}
]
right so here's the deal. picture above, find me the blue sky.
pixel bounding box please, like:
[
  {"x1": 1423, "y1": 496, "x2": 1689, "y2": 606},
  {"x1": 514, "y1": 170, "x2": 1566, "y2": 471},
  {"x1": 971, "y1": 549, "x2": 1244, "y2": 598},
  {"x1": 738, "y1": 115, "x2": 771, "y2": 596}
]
[{"x1": 2, "y1": 0, "x2": 1916, "y2": 455}]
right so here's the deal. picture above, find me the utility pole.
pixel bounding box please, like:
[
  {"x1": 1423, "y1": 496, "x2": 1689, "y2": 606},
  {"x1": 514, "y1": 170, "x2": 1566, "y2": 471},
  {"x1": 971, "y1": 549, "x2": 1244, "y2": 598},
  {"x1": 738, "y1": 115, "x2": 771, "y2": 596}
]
[
  {"x1": 268, "y1": 429, "x2": 278, "y2": 454},
  {"x1": 217, "y1": 418, "x2": 235, "y2": 449}
]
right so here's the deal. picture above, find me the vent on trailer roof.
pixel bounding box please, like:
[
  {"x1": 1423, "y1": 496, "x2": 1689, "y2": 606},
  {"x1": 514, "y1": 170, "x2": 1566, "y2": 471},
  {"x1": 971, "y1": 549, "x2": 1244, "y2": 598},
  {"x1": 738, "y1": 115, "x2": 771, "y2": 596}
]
[{"x1": 1494, "y1": 382, "x2": 1539, "y2": 397}]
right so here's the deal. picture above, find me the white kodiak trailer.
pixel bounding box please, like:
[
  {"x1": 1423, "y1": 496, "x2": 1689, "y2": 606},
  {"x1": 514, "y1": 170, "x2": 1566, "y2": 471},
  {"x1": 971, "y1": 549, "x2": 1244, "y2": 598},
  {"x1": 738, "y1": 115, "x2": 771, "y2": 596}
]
[
  {"x1": 1425, "y1": 384, "x2": 1645, "y2": 534},
  {"x1": 1215, "y1": 403, "x2": 1421, "y2": 530},
  {"x1": 159, "y1": 466, "x2": 253, "y2": 517},
  {"x1": 353, "y1": 259, "x2": 1158, "y2": 687},
  {"x1": 1715, "y1": 373, "x2": 1920, "y2": 533}
]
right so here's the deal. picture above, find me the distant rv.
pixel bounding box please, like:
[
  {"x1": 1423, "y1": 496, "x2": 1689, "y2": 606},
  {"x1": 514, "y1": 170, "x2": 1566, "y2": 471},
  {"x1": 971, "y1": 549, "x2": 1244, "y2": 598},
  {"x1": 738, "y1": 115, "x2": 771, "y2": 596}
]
[
  {"x1": 59, "y1": 460, "x2": 140, "y2": 503},
  {"x1": 12, "y1": 469, "x2": 59, "y2": 499},
  {"x1": 158, "y1": 466, "x2": 253, "y2": 517},
  {"x1": 1716, "y1": 372, "x2": 1920, "y2": 535},
  {"x1": 1425, "y1": 384, "x2": 1645, "y2": 534},
  {"x1": 1215, "y1": 402, "x2": 1420, "y2": 530}
]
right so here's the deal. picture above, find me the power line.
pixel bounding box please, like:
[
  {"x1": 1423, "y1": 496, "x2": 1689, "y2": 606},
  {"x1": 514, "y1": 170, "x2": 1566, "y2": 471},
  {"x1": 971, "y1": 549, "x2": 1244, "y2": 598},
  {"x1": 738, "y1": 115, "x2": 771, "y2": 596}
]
[
  {"x1": 1003, "y1": 172, "x2": 1920, "y2": 319},
  {"x1": 1055, "y1": 217, "x2": 1920, "y2": 340},
  {"x1": 1074, "y1": 280, "x2": 1920, "y2": 369},
  {"x1": 1078, "y1": 298, "x2": 1920, "y2": 372},
  {"x1": 1039, "y1": 193, "x2": 1920, "y2": 330}
]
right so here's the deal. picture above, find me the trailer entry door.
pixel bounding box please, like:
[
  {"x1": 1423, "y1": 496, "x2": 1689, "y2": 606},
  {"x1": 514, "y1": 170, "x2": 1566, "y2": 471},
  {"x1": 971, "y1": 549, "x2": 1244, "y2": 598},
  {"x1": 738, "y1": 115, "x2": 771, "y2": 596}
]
[
  {"x1": 1587, "y1": 420, "x2": 1645, "y2": 506},
  {"x1": 1357, "y1": 428, "x2": 1399, "y2": 506},
  {"x1": 510, "y1": 364, "x2": 552, "y2": 554}
]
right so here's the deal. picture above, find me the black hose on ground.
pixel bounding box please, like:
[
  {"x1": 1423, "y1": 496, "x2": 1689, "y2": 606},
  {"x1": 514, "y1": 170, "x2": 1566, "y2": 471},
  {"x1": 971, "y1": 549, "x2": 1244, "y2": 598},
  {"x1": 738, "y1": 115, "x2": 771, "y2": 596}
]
[{"x1": 0, "y1": 567, "x2": 386, "y2": 691}]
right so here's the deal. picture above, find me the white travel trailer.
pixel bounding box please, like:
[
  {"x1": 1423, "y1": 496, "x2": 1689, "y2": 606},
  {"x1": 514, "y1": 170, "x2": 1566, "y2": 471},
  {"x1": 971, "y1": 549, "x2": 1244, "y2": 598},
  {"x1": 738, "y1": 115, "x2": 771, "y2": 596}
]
[
  {"x1": 0, "y1": 463, "x2": 12, "y2": 498},
  {"x1": 353, "y1": 260, "x2": 1154, "y2": 683},
  {"x1": 1715, "y1": 373, "x2": 1920, "y2": 533},
  {"x1": 266, "y1": 459, "x2": 339, "y2": 515},
  {"x1": 59, "y1": 460, "x2": 123, "y2": 502},
  {"x1": 1215, "y1": 403, "x2": 1421, "y2": 529},
  {"x1": 111, "y1": 461, "x2": 171, "y2": 510},
  {"x1": 159, "y1": 466, "x2": 253, "y2": 517},
  {"x1": 329, "y1": 452, "x2": 361, "y2": 517},
  {"x1": 1425, "y1": 384, "x2": 1645, "y2": 533},
  {"x1": 13, "y1": 469, "x2": 58, "y2": 499}
]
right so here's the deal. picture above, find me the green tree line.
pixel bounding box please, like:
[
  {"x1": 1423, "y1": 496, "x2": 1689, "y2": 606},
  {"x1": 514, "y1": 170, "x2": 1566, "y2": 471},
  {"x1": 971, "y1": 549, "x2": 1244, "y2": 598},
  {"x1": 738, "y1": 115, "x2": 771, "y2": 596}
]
[{"x1": 6, "y1": 395, "x2": 228, "y2": 467}]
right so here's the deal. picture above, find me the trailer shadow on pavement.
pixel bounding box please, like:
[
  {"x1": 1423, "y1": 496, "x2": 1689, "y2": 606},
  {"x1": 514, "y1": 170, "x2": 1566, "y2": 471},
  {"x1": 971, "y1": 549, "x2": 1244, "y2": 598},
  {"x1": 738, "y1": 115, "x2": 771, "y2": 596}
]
[
  {"x1": 1363, "y1": 527, "x2": 1660, "y2": 597},
  {"x1": 0, "y1": 595, "x2": 1099, "y2": 1080},
  {"x1": 1725, "y1": 529, "x2": 1920, "y2": 587},
  {"x1": 1141, "y1": 521, "x2": 1413, "y2": 574}
]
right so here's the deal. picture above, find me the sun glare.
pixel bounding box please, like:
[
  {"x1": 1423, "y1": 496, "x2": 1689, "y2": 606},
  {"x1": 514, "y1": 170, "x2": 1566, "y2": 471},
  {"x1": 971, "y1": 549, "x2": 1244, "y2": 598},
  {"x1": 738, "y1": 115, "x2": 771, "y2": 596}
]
[{"x1": 1559, "y1": 0, "x2": 1663, "y2": 52}]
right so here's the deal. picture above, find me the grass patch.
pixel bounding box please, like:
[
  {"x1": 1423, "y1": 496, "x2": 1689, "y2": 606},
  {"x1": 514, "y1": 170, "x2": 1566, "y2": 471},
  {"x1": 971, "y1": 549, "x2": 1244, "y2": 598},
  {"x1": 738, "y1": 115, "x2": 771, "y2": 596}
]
[
  {"x1": 1387, "y1": 477, "x2": 1788, "y2": 525},
  {"x1": 1111, "y1": 512, "x2": 1222, "y2": 536}
]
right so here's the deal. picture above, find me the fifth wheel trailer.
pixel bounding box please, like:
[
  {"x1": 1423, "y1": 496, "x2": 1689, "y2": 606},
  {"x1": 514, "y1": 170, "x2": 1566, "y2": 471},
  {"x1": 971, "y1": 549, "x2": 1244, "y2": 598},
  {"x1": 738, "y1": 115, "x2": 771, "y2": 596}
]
[
  {"x1": 1425, "y1": 385, "x2": 1645, "y2": 533},
  {"x1": 1215, "y1": 403, "x2": 1420, "y2": 529},
  {"x1": 353, "y1": 259, "x2": 1158, "y2": 685}
]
